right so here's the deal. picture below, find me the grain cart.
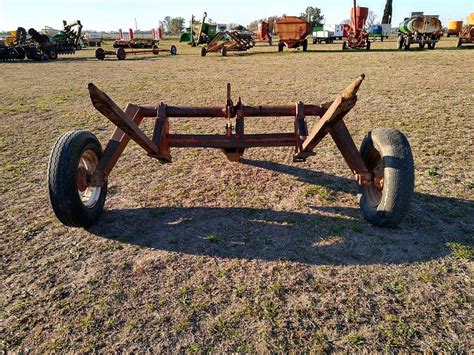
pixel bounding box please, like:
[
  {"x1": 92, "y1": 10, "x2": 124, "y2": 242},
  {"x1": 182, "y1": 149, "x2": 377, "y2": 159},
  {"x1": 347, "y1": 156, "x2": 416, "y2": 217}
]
[
  {"x1": 95, "y1": 44, "x2": 177, "y2": 60},
  {"x1": 447, "y1": 20, "x2": 463, "y2": 37},
  {"x1": 200, "y1": 30, "x2": 253, "y2": 56},
  {"x1": 456, "y1": 13, "x2": 474, "y2": 47},
  {"x1": 397, "y1": 13, "x2": 442, "y2": 50},
  {"x1": 47, "y1": 75, "x2": 415, "y2": 229},
  {"x1": 342, "y1": 0, "x2": 370, "y2": 50},
  {"x1": 275, "y1": 16, "x2": 310, "y2": 51}
]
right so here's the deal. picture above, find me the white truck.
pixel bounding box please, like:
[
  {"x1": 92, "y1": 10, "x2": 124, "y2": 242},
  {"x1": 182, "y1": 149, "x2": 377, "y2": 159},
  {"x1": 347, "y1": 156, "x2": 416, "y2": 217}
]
[{"x1": 312, "y1": 24, "x2": 345, "y2": 44}]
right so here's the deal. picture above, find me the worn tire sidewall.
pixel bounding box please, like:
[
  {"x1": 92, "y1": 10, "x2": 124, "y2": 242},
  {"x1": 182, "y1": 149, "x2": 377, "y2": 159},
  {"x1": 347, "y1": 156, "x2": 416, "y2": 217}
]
[
  {"x1": 49, "y1": 131, "x2": 107, "y2": 227},
  {"x1": 358, "y1": 128, "x2": 414, "y2": 226}
]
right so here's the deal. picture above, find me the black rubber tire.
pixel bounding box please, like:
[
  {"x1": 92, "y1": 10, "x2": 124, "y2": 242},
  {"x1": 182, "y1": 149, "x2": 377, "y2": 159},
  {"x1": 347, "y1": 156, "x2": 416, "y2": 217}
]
[
  {"x1": 95, "y1": 48, "x2": 105, "y2": 60},
  {"x1": 381, "y1": 36, "x2": 384, "y2": 42},
  {"x1": 403, "y1": 37, "x2": 411, "y2": 50},
  {"x1": 457, "y1": 38, "x2": 462, "y2": 47},
  {"x1": 152, "y1": 45, "x2": 160, "y2": 55},
  {"x1": 116, "y1": 47, "x2": 126, "y2": 60},
  {"x1": 48, "y1": 131, "x2": 107, "y2": 227},
  {"x1": 48, "y1": 50, "x2": 58, "y2": 60},
  {"x1": 278, "y1": 42, "x2": 284, "y2": 52},
  {"x1": 358, "y1": 128, "x2": 414, "y2": 227},
  {"x1": 342, "y1": 41, "x2": 347, "y2": 50},
  {"x1": 419, "y1": 42, "x2": 425, "y2": 49},
  {"x1": 427, "y1": 42, "x2": 436, "y2": 50},
  {"x1": 366, "y1": 41, "x2": 371, "y2": 50},
  {"x1": 201, "y1": 47, "x2": 207, "y2": 57},
  {"x1": 397, "y1": 35, "x2": 403, "y2": 50},
  {"x1": 170, "y1": 45, "x2": 177, "y2": 55},
  {"x1": 302, "y1": 38, "x2": 308, "y2": 52},
  {"x1": 221, "y1": 47, "x2": 227, "y2": 56}
]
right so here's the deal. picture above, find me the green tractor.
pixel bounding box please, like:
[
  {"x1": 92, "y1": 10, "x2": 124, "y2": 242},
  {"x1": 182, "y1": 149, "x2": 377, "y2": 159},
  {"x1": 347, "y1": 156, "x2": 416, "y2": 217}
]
[{"x1": 180, "y1": 12, "x2": 220, "y2": 46}]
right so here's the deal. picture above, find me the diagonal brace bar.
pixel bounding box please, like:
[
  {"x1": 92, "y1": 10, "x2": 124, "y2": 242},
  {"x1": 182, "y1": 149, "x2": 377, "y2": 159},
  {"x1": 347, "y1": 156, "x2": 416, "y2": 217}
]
[
  {"x1": 88, "y1": 83, "x2": 159, "y2": 155},
  {"x1": 293, "y1": 74, "x2": 365, "y2": 161}
]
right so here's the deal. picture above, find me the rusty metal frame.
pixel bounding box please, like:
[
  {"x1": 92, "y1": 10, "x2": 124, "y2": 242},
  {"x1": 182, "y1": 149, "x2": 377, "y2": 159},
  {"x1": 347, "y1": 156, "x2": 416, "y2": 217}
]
[
  {"x1": 97, "y1": 46, "x2": 174, "y2": 60},
  {"x1": 203, "y1": 31, "x2": 253, "y2": 56},
  {"x1": 88, "y1": 74, "x2": 371, "y2": 188}
]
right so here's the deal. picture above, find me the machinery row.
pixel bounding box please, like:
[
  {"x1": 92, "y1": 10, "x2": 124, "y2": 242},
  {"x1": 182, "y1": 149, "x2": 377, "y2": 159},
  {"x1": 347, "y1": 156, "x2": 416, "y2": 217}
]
[{"x1": 1, "y1": 6, "x2": 473, "y2": 61}]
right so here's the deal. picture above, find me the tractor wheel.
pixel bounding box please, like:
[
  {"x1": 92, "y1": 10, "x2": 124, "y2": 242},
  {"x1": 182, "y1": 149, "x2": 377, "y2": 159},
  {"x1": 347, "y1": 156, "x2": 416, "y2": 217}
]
[
  {"x1": 381, "y1": 36, "x2": 384, "y2": 42},
  {"x1": 116, "y1": 47, "x2": 126, "y2": 60},
  {"x1": 152, "y1": 45, "x2": 160, "y2": 55},
  {"x1": 200, "y1": 47, "x2": 207, "y2": 57},
  {"x1": 95, "y1": 48, "x2": 105, "y2": 60},
  {"x1": 403, "y1": 36, "x2": 411, "y2": 50},
  {"x1": 48, "y1": 50, "x2": 58, "y2": 60},
  {"x1": 278, "y1": 42, "x2": 284, "y2": 52},
  {"x1": 302, "y1": 38, "x2": 308, "y2": 52},
  {"x1": 48, "y1": 131, "x2": 108, "y2": 228},
  {"x1": 221, "y1": 47, "x2": 227, "y2": 56},
  {"x1": 397, "y1": 35, "x2": 403, "y2": 50},
  {"x1": 366, "y1": 41, "x2": 371, "y2": 50},
  {"x1": 170, "y1": 45, "x2": 177, "y2": 55},
  {"x1": 342, "y1": 41, "x2": 347, "y2": 50},
  {"x1": 358, "y1": 128, "x2": 414, "y2": 227}
]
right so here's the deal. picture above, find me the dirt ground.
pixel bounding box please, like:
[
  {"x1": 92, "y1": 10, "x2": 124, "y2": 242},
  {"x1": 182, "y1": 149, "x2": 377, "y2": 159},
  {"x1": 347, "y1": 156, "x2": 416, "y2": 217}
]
[{"x1": 1, "y1": 37, "x2": 473, "y2": 352}]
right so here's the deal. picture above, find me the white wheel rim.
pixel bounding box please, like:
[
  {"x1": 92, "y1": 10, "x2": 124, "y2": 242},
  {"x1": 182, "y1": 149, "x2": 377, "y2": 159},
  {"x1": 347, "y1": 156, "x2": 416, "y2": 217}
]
[{"x1": 77, "y1": 149, "x2": 101, "y2": 208}]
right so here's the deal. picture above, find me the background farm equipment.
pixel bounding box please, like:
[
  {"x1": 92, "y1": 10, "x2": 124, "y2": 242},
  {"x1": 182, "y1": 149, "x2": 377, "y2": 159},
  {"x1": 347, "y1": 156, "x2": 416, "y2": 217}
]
[
  {"x1": 200, "y1": 30, "x2": 253, "y2": 56},
  {"x1": 397, "y1": 13, "x2": 442, "y2": 50},
  {"x1": 0, "y1": 28, "x2": 27, "y2": 61},
  {"x1": 447, "y1": 20, "x2": 463, "y2": 37},
  {"x1": 368, "y1": 24, "x2": 385, "y2": 41},
  {"x1": 253, "y1": 21, "x2": 272, "y2": 45},
  {"x1": 275, "y1": 16, "x2": 310, "y2": 51},
  {"x1": 47, "y1": 75, "x2": 415, "y2": 229},
  {"x1": 312, "y1": 24, "x2": 344, "y2": 44},
  {"x1": 180, "y1": 12, "x2": 220, "y2": 46},
  {"x1": 456, "y1": 13, "x2": 474, "y2": 47},
  {"x1": 95, "y1": 43, "x2": 177, "y2": 60},
  {"x1": 342, "y1": 1, "x2": 370, "y2": 50},
  {"x1": 113, "y1": 28, "x2": 161, "y2": 48}
]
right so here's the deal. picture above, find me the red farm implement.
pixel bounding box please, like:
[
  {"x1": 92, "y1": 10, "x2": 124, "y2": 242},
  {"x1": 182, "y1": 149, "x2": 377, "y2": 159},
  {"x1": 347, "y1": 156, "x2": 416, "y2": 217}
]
[
  {"x1": 200, "y1": 30, "x2": 253, "y2": 56},
  {"x1": 47, "y1": 75, "x2": 415, "y2": 228},
  {"x1": 95, "y1": 44, "x2": 177, "y2": 60},
  {"x1": 275, "y1": 16, "x2": 311, "y2": 51},
  {"x1": 343, "y1": 0, "x2": 371, "y2": 50}
]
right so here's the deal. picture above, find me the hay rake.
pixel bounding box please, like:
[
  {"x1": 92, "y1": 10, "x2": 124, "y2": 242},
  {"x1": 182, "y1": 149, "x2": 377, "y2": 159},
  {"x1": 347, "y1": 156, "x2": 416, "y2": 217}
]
[{"x1": 48, "y1": 75, "x2": 414, "y2": 228}]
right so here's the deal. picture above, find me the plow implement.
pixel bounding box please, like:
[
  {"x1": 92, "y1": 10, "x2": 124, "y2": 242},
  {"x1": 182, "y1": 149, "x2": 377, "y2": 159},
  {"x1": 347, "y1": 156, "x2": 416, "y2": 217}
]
[
  {"x1": 201, "y1": 31, "x2": 253, "y2": 56},
  {"x1": 47, "y1": 75, "x2": 414, "y2": 228}
]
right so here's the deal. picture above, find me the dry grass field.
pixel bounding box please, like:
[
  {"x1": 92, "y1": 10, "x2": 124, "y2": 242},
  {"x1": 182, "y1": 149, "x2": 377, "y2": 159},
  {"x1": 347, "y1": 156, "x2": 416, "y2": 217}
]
[{"x1": 1, "y1": 37, "x2": 473, "y2": 352}]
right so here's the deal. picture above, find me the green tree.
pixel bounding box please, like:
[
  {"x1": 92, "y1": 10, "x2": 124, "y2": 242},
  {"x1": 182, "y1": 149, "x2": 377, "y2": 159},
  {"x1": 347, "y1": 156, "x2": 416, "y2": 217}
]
[
  {"x1": 160, "y1": 16, "x2": 185, "y2": 36},
  {"x1": 170, "y1": 17, "x2": 185, "y2": 36},
  {"x1": 382, "y1": 0, "x2": 393, "y2": 24},
  {"x1": 299, "y1": 6, "x2": 324, "y2": 27}
]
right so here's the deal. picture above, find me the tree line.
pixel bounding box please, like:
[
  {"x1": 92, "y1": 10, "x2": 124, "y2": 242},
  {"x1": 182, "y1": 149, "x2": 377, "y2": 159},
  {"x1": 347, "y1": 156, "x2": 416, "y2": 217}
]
[{"x1": 159, "y1": 1, "x2": 393, "y2": 36}]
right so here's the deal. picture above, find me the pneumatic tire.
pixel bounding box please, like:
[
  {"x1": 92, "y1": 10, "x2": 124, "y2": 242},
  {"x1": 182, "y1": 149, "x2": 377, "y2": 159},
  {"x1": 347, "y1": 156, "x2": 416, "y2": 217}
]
[
  {"x1": 48, "y1": 131, "x2": 107, "y2": 227},
  {"x1": 358, "y1": 128, "x2": 414, "y2": 227}
]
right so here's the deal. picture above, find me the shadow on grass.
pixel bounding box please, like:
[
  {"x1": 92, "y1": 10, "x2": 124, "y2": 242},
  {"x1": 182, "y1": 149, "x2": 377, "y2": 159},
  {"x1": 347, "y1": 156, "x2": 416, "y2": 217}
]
[{"x1": 89, "y1": 159, "x2": 473, "y2": 265}]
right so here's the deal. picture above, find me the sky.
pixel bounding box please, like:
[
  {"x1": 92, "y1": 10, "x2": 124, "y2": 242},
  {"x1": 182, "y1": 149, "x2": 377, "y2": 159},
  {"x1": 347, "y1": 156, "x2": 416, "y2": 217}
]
[{"x1": 0, "y1": 0, "x2": 473, "y2": 32}]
